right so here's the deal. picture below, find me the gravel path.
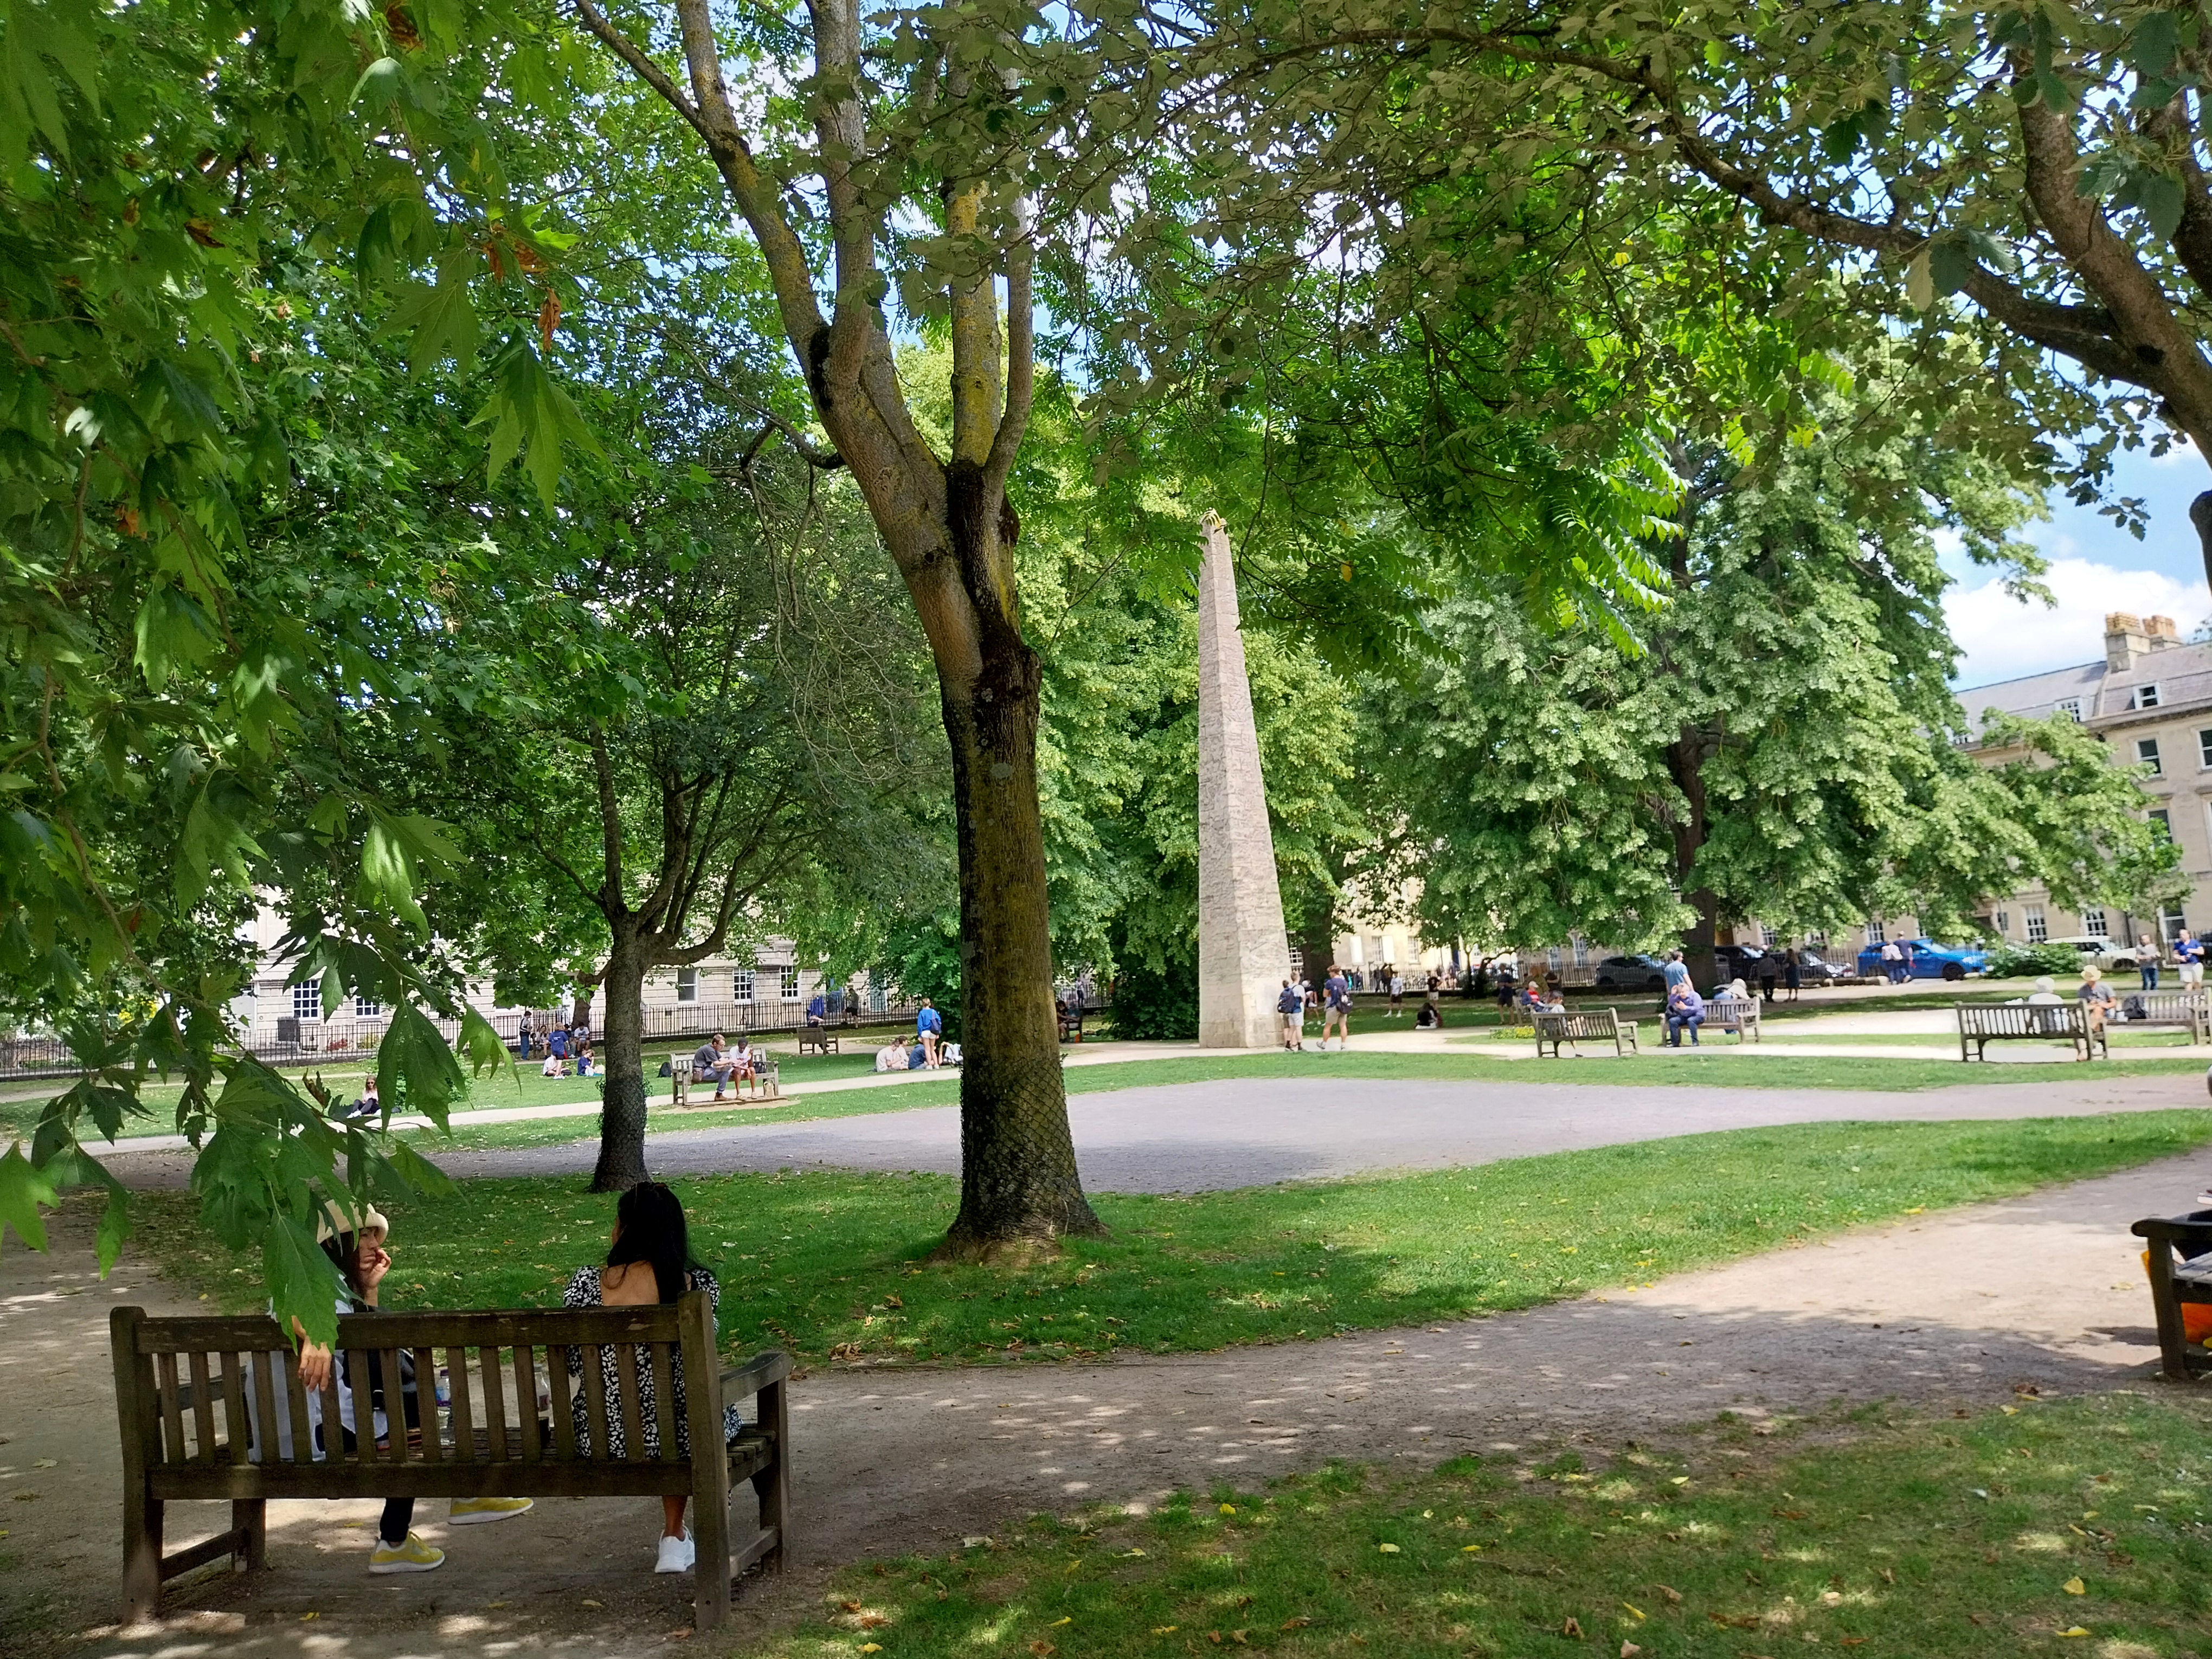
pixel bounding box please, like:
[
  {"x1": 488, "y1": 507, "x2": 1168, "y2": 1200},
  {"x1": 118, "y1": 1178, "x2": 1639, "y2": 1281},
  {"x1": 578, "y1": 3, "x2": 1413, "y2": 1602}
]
[{"x1": 101, "y1": 1068, "x2": 2211, "y2": 1193}]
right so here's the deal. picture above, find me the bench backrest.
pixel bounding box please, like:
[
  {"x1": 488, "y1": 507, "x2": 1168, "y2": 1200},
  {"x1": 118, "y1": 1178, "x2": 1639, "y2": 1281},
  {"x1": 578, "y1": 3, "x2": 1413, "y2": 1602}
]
[
  {"x1": 1535, "y1": 1008, "x2": 1615, "y2": 1039},
  {"x1": 1708, "y1": 996, "x2": 1758, "y2": 1025},
  {"x1": 1957, "y1": 1002, "x2": 2084, "y2": 1036},
  {"x1": 2123, "y1": 991, "x2": 2207, "y2": 1019},
  {"x1": 112, "y1": 1293, "x2": 720, "y2": 1481}
]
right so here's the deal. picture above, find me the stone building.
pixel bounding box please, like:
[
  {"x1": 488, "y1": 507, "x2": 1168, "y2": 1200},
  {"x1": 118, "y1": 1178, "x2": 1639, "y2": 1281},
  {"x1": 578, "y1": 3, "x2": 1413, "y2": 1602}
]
[{"x1": 1956, "y1": 610, "x2": 2207, "y2": 949}]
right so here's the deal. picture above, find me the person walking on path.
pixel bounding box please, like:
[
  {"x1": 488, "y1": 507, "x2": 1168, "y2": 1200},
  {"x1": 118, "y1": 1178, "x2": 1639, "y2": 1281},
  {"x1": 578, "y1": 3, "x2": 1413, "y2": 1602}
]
[
  {"x1": 1662, "y1": 949, "x2": 1690, "y2": 992},
  {"x1": 2138, "y1": 935, "x2": 2162, "y2": 991},
  {"x1": 1757, "y1": 955, "x2": 1778, "y2": 1004},
  {"x1": 1321, "y1": 965, "x2": 1354, "y2": 1051},
  {"x1": 1277, "y1": 979, "x2": 1304, "y2": 1050},
  {"x1": 1879, "y1": 938, "x2": 1903, "y2": 984},
  {"x1": 1387, "y1": 969, "x2": 1405, "y2": 1017},
  {"x1": 1783, "y1": 946, "x2": 1802, "y2": 1002},
  {"x1": 2177, "y1": 928, "x2": 2205, "y2": 989},
  {"x1": 1663, "y1": 981, "x2": 1705, "y2": 1047},
  {"x1": 916, "y1": 998, "x2": 944, "y2": 1068}
]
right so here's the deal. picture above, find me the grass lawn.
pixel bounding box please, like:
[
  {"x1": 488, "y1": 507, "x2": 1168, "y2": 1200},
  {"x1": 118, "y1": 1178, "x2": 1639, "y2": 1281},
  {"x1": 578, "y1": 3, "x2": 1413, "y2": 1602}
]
[
  {"x1": 758, "y1": 1392, "x2": 2212, "y2": 1659},
  {"x1": 136, "y1": 1111, "x2": 2212, "y2": 1366}
]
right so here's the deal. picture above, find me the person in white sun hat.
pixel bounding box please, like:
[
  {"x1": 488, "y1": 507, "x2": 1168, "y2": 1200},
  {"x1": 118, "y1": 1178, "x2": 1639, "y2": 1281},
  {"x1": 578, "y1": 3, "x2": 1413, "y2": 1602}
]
[{"x1": 257, "y1": 1200, "x2": 533, "y2": 1573}]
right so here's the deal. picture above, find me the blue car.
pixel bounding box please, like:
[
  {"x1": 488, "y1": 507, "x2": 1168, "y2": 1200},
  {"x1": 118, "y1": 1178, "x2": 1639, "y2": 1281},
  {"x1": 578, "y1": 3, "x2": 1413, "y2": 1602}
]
[{"x1": 1855, "y1": 938, "x2": 1990, "y2": 982}]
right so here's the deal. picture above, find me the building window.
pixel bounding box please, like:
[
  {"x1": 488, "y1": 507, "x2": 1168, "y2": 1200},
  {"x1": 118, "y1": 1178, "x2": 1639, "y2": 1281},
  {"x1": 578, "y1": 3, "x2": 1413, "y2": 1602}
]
[
  {"x1": 292, "y1": 982, "x2": 322, "y2": 1021},
  {"x1": 1545, "y1": 945, "x2": 1562, "y2": 973},
  {"x1": 676, "y1": 967, "x2": 698, "y2": 1004},
  {"x1": 353, "y1": 994, "x2": 380, "y2": 1018},
  {"x1": 2138, "y1": 737, "x2": 2163, "y2": 775},
  {"x1": 734, "y1": 969, "x2": 756, "y2": 1002},
  {"x1": 779, "y1": 964, "x2": 800, "y2": 1001},
  {"x1": 2083, "y1": 908, "x2": 2109, "y2": 939},
  {"x1": 2160, "y1": 904, "x2": 2188, "y2": 939},
  {"x1": 2025, "y1": 905, "x2": 2048, "y2": 943},
  {"x1": 1995, "y1": 910, "x2": 2011, "y2": 936},
  {"x1": 1760, "y1": 924, "x2": 1778, "y2": 947},
  {"x1": 2054, "y1": 697, "x2": 2083, "y2": 721},
  {"x1": 1805, "y1": 930, "x2": 1828, "y2": 949},
  {"x1": 1570, "y1": 936, "x2": 1589, "y2": 969},
  {"x1": 2152, "y1": 807, "x2": 2173, "y2": 838},
  {"x1": 2135, "y1": 683, "x2": 2163, "y2": 709},
  {"x1": 1866, "y1": 918, "x2": 1886, "y2": 945}
]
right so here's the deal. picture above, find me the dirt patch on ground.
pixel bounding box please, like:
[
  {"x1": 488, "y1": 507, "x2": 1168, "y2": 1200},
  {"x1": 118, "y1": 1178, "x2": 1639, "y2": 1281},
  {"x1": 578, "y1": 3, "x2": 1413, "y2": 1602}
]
[{"x1": 4, "y1": 1150, "x2": 2204, "y2": 1659}]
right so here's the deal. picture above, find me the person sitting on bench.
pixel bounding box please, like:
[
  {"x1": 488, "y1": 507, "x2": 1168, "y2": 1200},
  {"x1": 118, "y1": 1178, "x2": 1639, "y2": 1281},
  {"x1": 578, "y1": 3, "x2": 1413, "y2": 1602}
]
[
  {"x1": 805, "y1": 991, "x2": 826, "y2": 1028},
  {"x1": 692, "y1": 1034, "x2": 742, "y2": 1100},
  {"x1": 562, "y1": 1183, "x2": 744, "y2": 1574}
]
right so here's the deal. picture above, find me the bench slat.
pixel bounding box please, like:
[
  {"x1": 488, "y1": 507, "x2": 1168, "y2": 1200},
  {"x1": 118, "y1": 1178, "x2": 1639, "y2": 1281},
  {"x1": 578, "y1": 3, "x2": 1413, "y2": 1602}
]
[
  {"x1": 649, "y1": 1340, "x2": 679, "y2": 1463},
  {"x1": 445, "y1": 1345, "x2": 475, "y2": 1464},
  {"x1": 584, "y1": 1340, "x2": 613, "y2": 1462},
  {"x1": 511, "y1": 1345, "x2": 539, "y2": 1465},
  {"x1": 481, "y1": 1344, "x2": 509, "y2": 1462},
  {"x1": 282, "y1": 1350, "x2": 314, "y2": 1467},
  {"x1": 615, "y1": 1343, "x2": 645, "y2": 1463},
  {"x1": 546, "y1": 1341, "x2": 578, "y2": 1462},
  {"x1": 133, "y1": 1307, "x2": 681, "y2": 1355},
  {"x1": 220, "y1": 1352, "x2": 251, "y2": 1469},
  {"x1": 187, "y1": 1352, "x2": 218, "y2": 1466}
]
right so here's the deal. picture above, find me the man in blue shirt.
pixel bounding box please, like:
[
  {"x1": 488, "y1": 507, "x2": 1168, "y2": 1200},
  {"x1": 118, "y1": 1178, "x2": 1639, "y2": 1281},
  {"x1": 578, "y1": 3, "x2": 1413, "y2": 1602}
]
[
  {"x1": 2177, "y1": 928, "x2": 2204, "y2": 990},
  {"x1": 1664, "y1": 982, "x2": 1704, "y2": 1047},
  {"x1": 916, "y1": 998, "x2": 944, "y2": 1068},
  {"x1": 805, "y1": 991, "x2": 826, "y2": 1027},
  {"x1": 1276, "y1": 979, "x2": 1304, "y2": 1050},
  {"x1": 1662, "y1": 950, "x2": 1690, "y2": 991},
  {"x1": 1321, "y1": 967, "x2": 1353, "y2": 1051}
]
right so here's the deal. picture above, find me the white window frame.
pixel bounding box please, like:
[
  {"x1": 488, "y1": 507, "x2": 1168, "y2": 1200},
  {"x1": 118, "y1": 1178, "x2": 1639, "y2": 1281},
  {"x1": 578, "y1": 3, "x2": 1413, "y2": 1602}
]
[
  {"x1": 2083, "y1": 908, "x2": 2109, "y2": 940},
  {"x1": 2054, "y1": 697, "x2": 2084, "y2": 721},
  {"x1": 1865, "y1": 918, "x2": 1886, "y2": 945},
  {"x1": 734, "y1": 969, "x2": 756, "y2": 1003},
  {"x1": 779, "y1": 964, "x2": 800, "y2": 1001},
  {"x1": 2024, "y1": 905, "x2": 2048, "y2": 943},
  {"x1": 2138, "y1": 737, "x2": 2164, "y2": 775},
  {"x1": 292, "y1": 982, "x2": 322, "y2": 1022},
  {"x1": 2136, "y1": 683, "x2": 2163, "y2": 709},
  {"x1": 353, "y1": 994, "x2": 380, "y2": 1018},
  {"x1": 2151, "y1": 807, "x2": 2173, "y2": 838},
  {"x1": 1994, "y1": 910, "x2": 2011, "y2": 936},
  {"x1": 675, "y1": 967, "x2": 699, "y2": 1004},
  {"x1": 1570, "y1": 936, "x2": 1589, "y2": 969}
]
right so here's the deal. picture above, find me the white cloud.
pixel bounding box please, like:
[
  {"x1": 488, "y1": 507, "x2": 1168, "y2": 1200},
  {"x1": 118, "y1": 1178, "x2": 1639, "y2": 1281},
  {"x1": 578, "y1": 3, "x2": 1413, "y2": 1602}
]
[{"x1": 1946, "y1": 557, "x2": 2210, "y2": 687}]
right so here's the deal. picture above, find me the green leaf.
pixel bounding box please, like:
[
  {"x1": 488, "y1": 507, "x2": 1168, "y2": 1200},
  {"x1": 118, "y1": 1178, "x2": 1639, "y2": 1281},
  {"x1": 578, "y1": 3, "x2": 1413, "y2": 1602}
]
[
  {"x1": 96, "y1": 1180, "x2": 132, "y2": 1275},
  {"x1": 384, "y1": 1136, "x2": 455, "y2": 1200},
  {"x1": 350, "y1": 56, "x2": 403, "y2": 110},
  {"x1": 2137, "y1": 170, "x2": 2185, "y2": 240},
  {"x1": 1928, "y1": 236, "x2": 1974, "y2": 297},
  {"x1": 2132, "y1": 11, "x2": 2181, "y2": 80},
  {"x1": 375, "y1": 1001, "x2": 465, "y2": 1130},
  {"x1": 264, "y1": 1211, "x2": 342, "y2": 1348},
  {"x1": 0, "y1": 1143, "x2": 59, "y2": 1252},
  {"x1": 459, "y1": 1005, "x2": 516, "y2": 1080},
  {"x1": 1905, "y1": 248, "x2": 1934, "y2": 310}
]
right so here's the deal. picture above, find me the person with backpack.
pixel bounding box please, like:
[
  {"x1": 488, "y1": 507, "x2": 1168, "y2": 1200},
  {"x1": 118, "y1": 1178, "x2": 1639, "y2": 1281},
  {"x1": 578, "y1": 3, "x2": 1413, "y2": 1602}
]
[
  {"x1": 1321, "y1": 965, "x2": 1354, "y2": 1050},
  {"x1": 1277, "y1": 979, "x2": 1304, "y2": 1050}
]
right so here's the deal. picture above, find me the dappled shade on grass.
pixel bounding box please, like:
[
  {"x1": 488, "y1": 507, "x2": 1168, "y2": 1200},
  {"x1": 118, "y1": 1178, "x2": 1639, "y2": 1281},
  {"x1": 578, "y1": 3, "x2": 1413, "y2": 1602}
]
[
  {"x1": 761, "y1": 1393, "x2": 2212, "y2": 1658},
  {"x1": 137, "y1": 1112, "x2": 2212, "y2": 1365}
]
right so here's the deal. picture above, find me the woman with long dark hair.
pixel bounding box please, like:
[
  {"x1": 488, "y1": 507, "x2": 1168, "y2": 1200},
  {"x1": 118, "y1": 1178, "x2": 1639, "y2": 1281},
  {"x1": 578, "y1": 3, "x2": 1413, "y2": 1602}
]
[{"x1": 562, "y1": 1182, "x2": 743, "y2": 1574}]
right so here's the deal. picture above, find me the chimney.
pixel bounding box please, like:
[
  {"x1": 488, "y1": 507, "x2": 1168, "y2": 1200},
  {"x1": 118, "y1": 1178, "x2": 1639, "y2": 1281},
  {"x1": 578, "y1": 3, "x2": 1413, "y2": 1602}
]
[
  {"x1": 2106, "y1": 611, "x2": 2149, "y2": 672},
  {"x1": 2145, "y1": 613, "x2": 2182, "y2": 650}
]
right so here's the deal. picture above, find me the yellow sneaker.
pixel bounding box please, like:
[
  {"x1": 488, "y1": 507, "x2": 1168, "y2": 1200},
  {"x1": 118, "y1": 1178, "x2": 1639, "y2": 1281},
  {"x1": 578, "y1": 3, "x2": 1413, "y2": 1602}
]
[
  {"x1": 368, "y1": 1532, "x2": 445, "y2": 1574},
  {"x1": 448, "y1": 1496, "x2": 533, "y2": 1526}
]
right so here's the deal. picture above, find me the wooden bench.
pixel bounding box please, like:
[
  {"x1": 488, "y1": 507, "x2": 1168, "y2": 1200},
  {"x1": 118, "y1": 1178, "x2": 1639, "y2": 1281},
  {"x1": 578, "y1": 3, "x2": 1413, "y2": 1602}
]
[
  {"x1": 110, "y1": 1294, "x2": 792, "y2": 1629},
  {"x1": 2113, "y1": 990, "x2": 2211, "y2": 1042},
  {"x1": 670, "y1": 1055, "x2": 695, "y2": 1107},
  {"x1": 1058, "y1": 1005, "x2": 1086, "y2": 1043},
  {"x1": 1533, "y1": 1006, "x2": 1638, "y2": 1057},
  {"x1": 796, "y1": 1026, "x2": 839, "y2": 1056},
  {"x1": 1705, "y1": 995, "x2": 1761, "y2": 1042},
  {"x1": 2130, "y1": 1212, "x2": 2212, "y2": 1381},
  {"x1": 1956, "y1": 1001, "x2": 2108, "y2": 1061}
]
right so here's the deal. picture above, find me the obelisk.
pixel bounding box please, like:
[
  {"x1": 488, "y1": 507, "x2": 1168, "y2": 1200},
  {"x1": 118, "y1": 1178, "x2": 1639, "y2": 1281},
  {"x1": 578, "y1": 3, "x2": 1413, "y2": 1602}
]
[{"x1": 1196, "y1": 511, "x2": 1294, "y2": 1049}]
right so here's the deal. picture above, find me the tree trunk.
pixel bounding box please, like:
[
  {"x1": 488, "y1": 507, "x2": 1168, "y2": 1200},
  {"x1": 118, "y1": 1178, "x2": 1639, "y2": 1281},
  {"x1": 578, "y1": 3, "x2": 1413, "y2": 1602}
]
[
  {"x1": 1665, "y1": 730, "x2": 1720, "y2": 993},
  {"x1": 1295, "y1": 910, "x2": 1336, "y2": 989},
  {"x1": 590, "y1": 933, "x2": 652, "y2": 1193},
  {"x1": 936, "y1": 605, "x2": 1104, "y2": 1256}
]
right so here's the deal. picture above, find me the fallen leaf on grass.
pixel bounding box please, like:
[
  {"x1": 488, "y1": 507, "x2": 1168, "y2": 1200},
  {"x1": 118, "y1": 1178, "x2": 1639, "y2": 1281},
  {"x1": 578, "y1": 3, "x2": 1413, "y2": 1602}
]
[
  {"x1": 1461, "y1": 1544, "x2": 1482, "y2": 1553},
  {"x1": 1621, "y1": 1646, "x2": 1642, "y2": 1658},
  {"x1": 665, "y1": 1632, "x2": 692, "y2": 1644},
  {"x1": 2062, "y1": 1577, "x2": 2086, "y2": 1595},
  {"x1": 1219, "y1": 1503, "x2": 1237, "y2": 1515},
  {"x1": 1562, "y1": 1616, "x2": 1584, "y2": 1638},
  {"x1": 1622, "y1": 1602, "x2": 1645, "y2": 1620},
  {"x1": 1654, "y1": 1585, "x2": 1682, "y2": 1605},
  {"x1": 580, "y1": 1599, "x2": 601, "y2": 1610},
  {"x1": 1377, "y1": 1542, "x2": 1400, "y2": 1553},
  {"x1": 1029, "y1": 1643, "x2": 1056, "y2": 1656},
  {"x1": 1152, "y1": 1627, "x2": 1178, "y2": 1636},
  {"x1": 856, "y1": 1647, "x2": 878, "y2": 1655},
  {"x1": 299, "y1": 1612, "x2": 318, "y2": 1622},
  {"x1": 1280, "y1": 1617, "x2": 1311, "y2": 1630},
  {"x1": 1840, "y1": 1641, "x2": 1868, "y2": 1649},
  {"x1": 2058, "y1": 1629, "x2": 2091, "y2": 1639},
  {"x1": 1709, "y1": 1613, "x2": 1759, "y2": 1630},
  {"x1": 1051, "y1": 1617, "x2": 1071, "y2": 1626},
  {"x1": 1120, "y1": 1548, "x2": 1147, "y2": 1558}
]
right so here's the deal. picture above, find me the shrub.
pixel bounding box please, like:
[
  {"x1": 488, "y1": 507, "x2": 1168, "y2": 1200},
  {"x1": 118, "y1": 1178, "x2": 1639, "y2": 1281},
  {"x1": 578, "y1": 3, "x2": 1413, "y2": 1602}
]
[{"x1": 1984, "y1": 942, "x2": 2083, "y2": 980}]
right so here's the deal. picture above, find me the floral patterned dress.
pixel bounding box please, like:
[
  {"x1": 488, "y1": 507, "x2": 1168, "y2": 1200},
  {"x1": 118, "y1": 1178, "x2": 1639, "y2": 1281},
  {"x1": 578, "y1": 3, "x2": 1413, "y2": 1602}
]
[{"x1": 562, "y1": 1265, "x2": 742, "y2": 1460}]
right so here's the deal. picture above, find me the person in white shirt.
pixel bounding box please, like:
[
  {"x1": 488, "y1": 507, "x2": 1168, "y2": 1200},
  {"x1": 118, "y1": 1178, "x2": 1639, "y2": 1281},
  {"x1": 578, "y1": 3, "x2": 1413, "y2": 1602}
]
[{"x1": 1387, "y1": 971, "x2": 1405, "y2": 1017}]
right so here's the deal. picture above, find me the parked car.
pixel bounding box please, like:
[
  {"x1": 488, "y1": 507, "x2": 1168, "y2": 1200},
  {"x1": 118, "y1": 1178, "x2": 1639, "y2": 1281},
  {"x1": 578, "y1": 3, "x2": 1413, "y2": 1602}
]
[
  {"x1": 2040, "y1": 935, "x2": 2142, "y2": 972},
  {"x1": 1854, "y1": 937, "x2": 1992, "y2": 981},
  {"x1": 1592, "y1": 953, "x2": 1667, "y2": 990},
  {"x1": 1790, "y1": 948, "x2": 1851, "y2": 985},
  {"x1": 1713, "y1": 943, "x2": 1768, "y2": 984}
]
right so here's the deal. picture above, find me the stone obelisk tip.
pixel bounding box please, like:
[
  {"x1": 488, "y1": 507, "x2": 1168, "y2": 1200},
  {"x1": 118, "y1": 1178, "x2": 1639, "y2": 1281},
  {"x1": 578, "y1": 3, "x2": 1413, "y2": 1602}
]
[{"x1": 1195, "y1": 513, "x2": 1294, "y2": 1049}]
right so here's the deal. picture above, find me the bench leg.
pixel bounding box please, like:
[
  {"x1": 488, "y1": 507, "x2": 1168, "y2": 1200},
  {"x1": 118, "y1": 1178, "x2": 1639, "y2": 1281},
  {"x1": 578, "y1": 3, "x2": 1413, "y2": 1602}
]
[
  {"x1": 122, "y1": 1488, "x2": 162, "y2": 1624},
  {"x1": 750, "y1": 1377, "x2": 790, "y2": 1575},
  {"x1": 233, "y1": 1499, "x2": 267, "y2": 1570},
  {"x1": 2144, "y1": 1246, "x2": 2199, "y2": 1382}
]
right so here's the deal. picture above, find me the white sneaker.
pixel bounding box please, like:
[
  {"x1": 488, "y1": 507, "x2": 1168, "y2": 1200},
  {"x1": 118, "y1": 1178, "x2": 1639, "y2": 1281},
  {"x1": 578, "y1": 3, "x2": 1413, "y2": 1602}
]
[{"x1": 654, "y1": 1532, "x2": 695, "y2": 1574}]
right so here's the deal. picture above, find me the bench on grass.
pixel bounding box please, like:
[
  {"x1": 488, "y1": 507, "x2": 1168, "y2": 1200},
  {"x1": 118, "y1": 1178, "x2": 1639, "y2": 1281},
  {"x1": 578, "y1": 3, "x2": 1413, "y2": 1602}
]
[
  {"x1": 1058, "y1": 1005, "x2": 1086, "y2": 1043},
  {"x1": 2131, "y1": 1211, "x2": 2212, "y2": 1381},
  {"x1": 110, "y1": 1295, "x2": 792, "y2": 1629},
  {"x1": 796, "y1": 1026, "x2": 839, "y2": 1056},
  {"x1": 1705, "y1": 995, "x2": 1761, "y2": 1042},
  {"x1": 1533, "y1": 1006, "x2": 1638, "y2": 1058},
  {"x1": 2113, "y1": 989, "x2": 2211, "y2": 1043},
  {"x1": 1955, "y1": 1000, "x2": 2108, "y2": 1062},
  {"x1": 670, "y1": 1055, "x2": 696, "y2": 1105}
]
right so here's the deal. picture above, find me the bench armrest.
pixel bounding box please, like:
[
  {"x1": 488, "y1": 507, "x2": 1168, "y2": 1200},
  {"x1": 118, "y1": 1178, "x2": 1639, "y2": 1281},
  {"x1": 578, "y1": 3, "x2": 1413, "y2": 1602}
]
[
  {"x1": 2133, "y1": 1214, "x2": 2212, "y2": 1245},
  {"x1": 720, "y1": 1348, "x2": 794, "y2": 1400}
]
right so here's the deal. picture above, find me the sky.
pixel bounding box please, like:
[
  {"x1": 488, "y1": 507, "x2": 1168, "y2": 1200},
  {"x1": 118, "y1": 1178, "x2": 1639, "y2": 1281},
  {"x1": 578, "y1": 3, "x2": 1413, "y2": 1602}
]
[{"x1": 1945, "y1": 442, "x2": 2212, "y2": 690}]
